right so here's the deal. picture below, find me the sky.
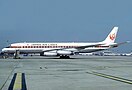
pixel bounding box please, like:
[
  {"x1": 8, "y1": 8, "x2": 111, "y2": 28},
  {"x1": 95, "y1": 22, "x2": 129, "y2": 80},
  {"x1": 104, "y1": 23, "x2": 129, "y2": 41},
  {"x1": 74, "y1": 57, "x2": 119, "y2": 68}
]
[{"x1": 0, "y1": 0, "x2": 132, "y2": 52}]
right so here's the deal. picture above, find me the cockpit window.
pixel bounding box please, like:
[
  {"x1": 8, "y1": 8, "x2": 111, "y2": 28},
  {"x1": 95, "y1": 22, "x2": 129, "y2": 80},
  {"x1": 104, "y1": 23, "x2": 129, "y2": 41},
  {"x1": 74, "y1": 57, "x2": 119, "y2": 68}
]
[{"x1": 5, "y1": 46, "x2": 10, "y2": 48}]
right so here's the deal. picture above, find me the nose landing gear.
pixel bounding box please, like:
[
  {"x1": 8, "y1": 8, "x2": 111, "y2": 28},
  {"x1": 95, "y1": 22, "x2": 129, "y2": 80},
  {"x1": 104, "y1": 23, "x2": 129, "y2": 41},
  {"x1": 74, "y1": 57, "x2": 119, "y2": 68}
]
[{"x1": 14, "y1": 50, "x2": 21, "y2": 59}]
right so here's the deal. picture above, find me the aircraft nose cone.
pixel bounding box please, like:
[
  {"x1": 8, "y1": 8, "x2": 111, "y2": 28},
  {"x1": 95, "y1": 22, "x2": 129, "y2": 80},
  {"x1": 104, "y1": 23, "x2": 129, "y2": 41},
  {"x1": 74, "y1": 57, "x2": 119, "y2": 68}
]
[{"x1": 2, "y1": 48, "x2": 6, "y2": 52}]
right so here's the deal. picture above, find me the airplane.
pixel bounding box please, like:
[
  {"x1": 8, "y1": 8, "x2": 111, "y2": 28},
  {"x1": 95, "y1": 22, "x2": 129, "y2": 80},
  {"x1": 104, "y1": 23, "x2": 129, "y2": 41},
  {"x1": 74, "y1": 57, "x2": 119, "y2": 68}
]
[{"x1": 1, "y1": 27, "x2": 129, "y2": 59}]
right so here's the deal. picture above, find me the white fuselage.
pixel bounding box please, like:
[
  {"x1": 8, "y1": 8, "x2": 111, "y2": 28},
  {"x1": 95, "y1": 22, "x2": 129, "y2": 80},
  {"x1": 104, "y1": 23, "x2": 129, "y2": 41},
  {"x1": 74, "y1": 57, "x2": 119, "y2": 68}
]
[{"x1": 2, "y1": 42, "x2": 109, "y2": 54}]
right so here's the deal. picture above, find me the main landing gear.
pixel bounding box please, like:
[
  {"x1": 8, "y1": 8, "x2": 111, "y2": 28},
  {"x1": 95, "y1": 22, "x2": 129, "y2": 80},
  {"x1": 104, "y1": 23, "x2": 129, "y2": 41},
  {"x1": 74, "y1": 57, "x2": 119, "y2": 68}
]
[{"x1": 59, "y1": 55, "x2": 70, "y2": 59}]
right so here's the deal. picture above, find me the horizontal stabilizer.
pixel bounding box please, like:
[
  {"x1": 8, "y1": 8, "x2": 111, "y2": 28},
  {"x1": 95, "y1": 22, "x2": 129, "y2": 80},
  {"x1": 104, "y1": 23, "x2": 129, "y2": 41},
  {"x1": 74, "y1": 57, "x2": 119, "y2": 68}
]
[{"x1": 110, "y1": 41, "x2": 130, "y2": 47}]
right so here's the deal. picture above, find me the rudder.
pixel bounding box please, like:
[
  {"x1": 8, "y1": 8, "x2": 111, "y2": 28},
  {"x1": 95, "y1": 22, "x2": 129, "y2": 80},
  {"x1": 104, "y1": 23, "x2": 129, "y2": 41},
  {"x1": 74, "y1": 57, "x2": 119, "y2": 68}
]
[{"x1": 103, "y1": 27, "x2": 118, "y2": 44}]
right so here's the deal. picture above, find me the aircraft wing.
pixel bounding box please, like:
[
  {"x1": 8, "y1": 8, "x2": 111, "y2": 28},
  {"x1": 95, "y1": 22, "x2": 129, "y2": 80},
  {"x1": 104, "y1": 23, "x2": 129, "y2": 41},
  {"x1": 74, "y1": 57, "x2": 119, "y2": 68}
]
[
  {"x1": 75, "y1": 44, "x2": 104, "y2": 50},
  {"x1": 42, "y1": 43, "x2": 104, "y2": 52}
]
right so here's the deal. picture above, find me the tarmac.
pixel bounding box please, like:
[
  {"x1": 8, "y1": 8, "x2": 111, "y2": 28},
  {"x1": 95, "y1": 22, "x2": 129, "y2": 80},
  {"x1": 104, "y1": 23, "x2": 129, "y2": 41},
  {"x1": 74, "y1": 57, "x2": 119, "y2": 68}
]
[{"x1": 0, "y1": 56, "x2": 132, "y2": 90}]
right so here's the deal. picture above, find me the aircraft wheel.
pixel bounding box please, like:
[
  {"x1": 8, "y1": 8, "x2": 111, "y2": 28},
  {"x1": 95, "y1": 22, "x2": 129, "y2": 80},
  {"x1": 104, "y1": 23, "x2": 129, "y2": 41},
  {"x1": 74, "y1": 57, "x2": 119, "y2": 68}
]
[{"x1": 60, "y1": 55, "x2": 70, "y2": 59}]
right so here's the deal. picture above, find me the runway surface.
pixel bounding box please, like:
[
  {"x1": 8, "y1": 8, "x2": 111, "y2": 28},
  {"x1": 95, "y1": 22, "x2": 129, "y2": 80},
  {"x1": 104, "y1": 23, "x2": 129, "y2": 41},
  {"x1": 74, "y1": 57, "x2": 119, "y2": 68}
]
[{"x1": 0, "y1": 56, "x2": 132, "y2": 90}]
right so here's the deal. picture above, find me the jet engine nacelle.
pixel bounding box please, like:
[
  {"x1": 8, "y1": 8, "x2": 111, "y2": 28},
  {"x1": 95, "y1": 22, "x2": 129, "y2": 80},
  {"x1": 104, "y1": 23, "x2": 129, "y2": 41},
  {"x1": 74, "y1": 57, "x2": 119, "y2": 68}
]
[
  {"x1": 57, "y1": 50, "x2": 73, "y2": 55},
  {"x1": 43, "y1": 52, "x2": 58, "y2": 56},
  {"x1": 40, "y1": 50, "x2": 73, "y2": 56}
]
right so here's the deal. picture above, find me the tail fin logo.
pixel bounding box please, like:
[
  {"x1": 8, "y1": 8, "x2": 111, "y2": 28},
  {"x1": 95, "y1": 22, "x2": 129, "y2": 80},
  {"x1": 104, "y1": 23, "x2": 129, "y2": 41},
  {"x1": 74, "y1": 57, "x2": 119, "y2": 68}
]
[{"x1": 109, "y1": 33, "x2": 115, "y2": 40}]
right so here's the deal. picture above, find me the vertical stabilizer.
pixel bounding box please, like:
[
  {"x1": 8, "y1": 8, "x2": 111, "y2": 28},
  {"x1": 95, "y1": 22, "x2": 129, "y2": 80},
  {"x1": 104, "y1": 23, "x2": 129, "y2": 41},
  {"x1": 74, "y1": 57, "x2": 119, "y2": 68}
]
[{"x1": 103, "y1": 27, "x2": 118, "y2": 44}]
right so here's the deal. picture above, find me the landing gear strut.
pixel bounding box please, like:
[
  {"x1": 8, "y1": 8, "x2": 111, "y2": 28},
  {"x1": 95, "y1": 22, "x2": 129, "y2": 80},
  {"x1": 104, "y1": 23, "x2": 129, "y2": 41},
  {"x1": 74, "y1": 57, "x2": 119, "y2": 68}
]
[{"x1": 14, "y1": 50, "x2": 20, "y2": 59}]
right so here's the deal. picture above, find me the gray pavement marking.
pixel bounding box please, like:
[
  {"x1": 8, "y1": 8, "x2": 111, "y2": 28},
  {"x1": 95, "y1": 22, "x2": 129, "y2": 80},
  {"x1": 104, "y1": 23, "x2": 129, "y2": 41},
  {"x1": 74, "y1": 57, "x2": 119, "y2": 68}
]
[
  {"x1": 86, "y1": 71, "x2": 132, "y2": 84},
  {"x1": 0, "y1": 60, "x2": 20, "y2": 90}
]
